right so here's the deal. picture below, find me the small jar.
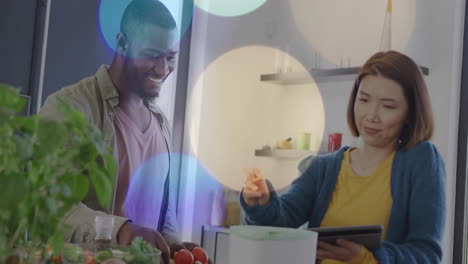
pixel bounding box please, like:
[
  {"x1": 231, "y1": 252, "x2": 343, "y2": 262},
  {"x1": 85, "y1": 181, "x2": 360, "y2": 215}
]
[{"x1": 94, "y1": 215, "x2": 114, "y2": 250}]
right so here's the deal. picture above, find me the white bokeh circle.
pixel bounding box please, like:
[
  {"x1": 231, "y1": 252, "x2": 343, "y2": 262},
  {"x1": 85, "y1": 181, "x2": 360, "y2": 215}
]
[{"x1": 186, "y1": 46, "x2": 325, "y2": 191}]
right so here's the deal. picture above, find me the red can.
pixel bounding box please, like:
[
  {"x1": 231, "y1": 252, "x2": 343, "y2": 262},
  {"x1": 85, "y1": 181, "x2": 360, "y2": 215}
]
[{"x1": 328, "y1": 133, "x2": 342, "y2": 152}]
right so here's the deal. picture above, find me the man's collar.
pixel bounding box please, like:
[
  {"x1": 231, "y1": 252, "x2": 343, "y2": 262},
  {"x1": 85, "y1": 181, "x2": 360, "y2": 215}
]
[
  {"x1": 95, "y1": 65, "x2": 167, "y2": 125},
  {"x1": 96, "y1": 65, "x2": 119, "y2": 101}
]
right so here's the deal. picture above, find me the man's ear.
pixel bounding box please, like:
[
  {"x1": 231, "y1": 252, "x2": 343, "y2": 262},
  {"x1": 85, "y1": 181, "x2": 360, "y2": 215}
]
[{"x1": 116, "y1": 33, "x2": 129, "y2": 54}]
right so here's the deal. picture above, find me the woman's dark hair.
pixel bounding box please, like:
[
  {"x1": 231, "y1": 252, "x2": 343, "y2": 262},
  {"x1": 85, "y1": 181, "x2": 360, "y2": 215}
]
[{"x1": 347, "y1": 50, "x2": 434, "y2": 150}]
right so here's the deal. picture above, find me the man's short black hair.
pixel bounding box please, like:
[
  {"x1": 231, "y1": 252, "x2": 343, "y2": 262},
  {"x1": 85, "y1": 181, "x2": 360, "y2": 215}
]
[{"x1": 120, "y1": 0, "x2": 177, "y2": 38}]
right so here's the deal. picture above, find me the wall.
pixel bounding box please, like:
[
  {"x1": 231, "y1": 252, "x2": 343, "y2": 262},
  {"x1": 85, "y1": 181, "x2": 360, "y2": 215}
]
[
  {"x1": 0, "y1": 1, "x2": 38, "y2": 98},
  {"x1": 182, "y1": 0, "x2": 466, "y2": 262}
]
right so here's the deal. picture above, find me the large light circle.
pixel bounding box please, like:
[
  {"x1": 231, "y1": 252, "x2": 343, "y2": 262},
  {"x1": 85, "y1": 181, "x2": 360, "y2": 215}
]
[
  {"x1": 98, "y1": 0, "x2": 191, "y2": 53},
  {"x1": 186, "y1": 46, "x2": 325, "y2": 191},
  {"x1": 194, "y1": 0, "x2": 267, "y2": 17},
  {"x1": 125, "y1": 153, "x2": 224, "y2": 231}
]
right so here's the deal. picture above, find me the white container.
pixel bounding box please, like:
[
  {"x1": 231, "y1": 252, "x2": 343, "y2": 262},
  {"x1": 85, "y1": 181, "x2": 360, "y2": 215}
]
[
  {"x1": 95, "y1": 214, "x2": 114, "y2": 240},
  {"x1": 228, "y1": 225, "x2": 317, "y2": 264}
]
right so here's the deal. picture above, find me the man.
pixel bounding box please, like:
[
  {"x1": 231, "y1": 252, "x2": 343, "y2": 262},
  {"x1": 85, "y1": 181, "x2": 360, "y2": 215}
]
[{"x1": 39, "y1": 1, "x2": 204, "y2": 263}]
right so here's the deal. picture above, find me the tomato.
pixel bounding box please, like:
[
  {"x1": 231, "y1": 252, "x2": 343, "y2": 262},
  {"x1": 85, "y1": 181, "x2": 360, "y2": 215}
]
[
  {"x1": 174, "y1": 249, "x2": 194, "y2": 264},
  {"x1": 191, "y1": 247, "x2": 208, "y2": 264}
]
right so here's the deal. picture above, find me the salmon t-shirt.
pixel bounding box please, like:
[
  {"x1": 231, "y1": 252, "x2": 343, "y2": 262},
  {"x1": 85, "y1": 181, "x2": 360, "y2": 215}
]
[{"x1": 113, "y1": 105, "x2": 169, "y2": 230}]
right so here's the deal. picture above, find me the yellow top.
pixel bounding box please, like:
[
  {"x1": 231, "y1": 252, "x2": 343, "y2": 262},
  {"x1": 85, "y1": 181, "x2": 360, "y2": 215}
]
[
  {"x1": 387, "y1": 0, "x2": 392, "y2": 13},
  {"x1": 320, "y1": 148, "x2": 394, "y2": 264}
]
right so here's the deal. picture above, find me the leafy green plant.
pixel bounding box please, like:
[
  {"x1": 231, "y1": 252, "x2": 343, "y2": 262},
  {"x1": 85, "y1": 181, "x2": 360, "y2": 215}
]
[
  {"x1": 94, "y1": 237, "x2": 160, "y2": 264},
  {"x1": 60, "y1": 237, "x2": 160, "y2": 264},
  {"x1": 0, "y1": 84, "x2": 116, "y2": 260}
]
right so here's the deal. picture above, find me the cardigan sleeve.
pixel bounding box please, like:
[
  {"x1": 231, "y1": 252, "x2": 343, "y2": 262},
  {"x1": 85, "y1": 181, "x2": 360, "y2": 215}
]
[
  {"x1": 240, "y1": 156, "x2": 323, "y2": 228},
  {"x1": 371, "y1": 142, "x2": 446, "y2": 264}
]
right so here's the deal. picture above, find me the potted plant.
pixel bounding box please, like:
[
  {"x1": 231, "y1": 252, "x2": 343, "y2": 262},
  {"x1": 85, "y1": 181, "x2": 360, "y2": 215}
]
[{"x1": 0, "y1": 83, "x2": 115, "y2": 263}]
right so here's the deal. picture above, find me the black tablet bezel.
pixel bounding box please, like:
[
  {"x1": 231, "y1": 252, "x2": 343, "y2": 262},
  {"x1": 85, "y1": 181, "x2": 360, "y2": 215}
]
[{"x1": 308, "y1": 225, "x2": 383, "y2": 248}]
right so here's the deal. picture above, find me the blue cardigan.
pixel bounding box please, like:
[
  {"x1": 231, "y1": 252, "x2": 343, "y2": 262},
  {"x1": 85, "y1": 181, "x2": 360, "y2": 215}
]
[{"x1": 241, "y1": 141, "x2": 446, "y2": 264}]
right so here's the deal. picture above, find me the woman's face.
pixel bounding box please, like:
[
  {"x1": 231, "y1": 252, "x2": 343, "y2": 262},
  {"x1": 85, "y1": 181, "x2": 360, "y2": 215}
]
[{"x1": 354, "y1": 74, "x2": 409, "y2": 150}]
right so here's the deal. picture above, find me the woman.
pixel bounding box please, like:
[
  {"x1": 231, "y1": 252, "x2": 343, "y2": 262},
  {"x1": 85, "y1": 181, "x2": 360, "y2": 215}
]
[{"x1": 241, "y1": 50, "x2": 446, "y2": 264}]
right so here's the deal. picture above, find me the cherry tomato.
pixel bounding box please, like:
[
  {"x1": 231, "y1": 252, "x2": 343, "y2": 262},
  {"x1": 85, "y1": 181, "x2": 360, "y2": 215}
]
[
  {"x1": 191, "y1": 247, "x2": 208, "y2": 264},
  {"x1": 174, "y1": 249, "x2": 194, "y2": 264}
]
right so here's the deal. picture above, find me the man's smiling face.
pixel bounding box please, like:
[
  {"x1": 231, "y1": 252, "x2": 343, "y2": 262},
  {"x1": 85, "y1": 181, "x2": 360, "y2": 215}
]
[{"x1": 122, "y1": 24, "x2": 179, "y2": 100}]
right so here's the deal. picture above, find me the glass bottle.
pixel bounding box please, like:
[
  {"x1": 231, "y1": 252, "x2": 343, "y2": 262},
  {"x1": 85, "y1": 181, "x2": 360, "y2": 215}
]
[{"x1": 379, "y1": 0, "x2": 392, "y2": 51}]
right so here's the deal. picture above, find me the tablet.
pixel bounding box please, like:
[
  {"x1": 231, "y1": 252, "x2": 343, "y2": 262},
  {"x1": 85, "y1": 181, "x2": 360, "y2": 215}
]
[{"x1": 308, "y1": 225, "x2": 383, "y2": 248}]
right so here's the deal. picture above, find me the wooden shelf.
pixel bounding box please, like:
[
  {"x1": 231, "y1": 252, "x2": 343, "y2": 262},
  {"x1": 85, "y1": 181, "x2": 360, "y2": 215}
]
[
  {"x1": 254, "y1": 148, "x2": 318, "y2": 159},
  {"x1": 260, "y1": 66, "x2": 429, "y2": 85}
]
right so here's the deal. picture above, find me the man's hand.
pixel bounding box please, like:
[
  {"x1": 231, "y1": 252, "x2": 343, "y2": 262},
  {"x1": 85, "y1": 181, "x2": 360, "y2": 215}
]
[
  {"x1": 316, "y1": 239, "x2": 362, "y2": 261},
  {"x1": 117, "y1": 222, "x2": 170, "y2": 264},
  {"x1": 170, "y1": 242, "x2": 213, "y2": 264}
]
